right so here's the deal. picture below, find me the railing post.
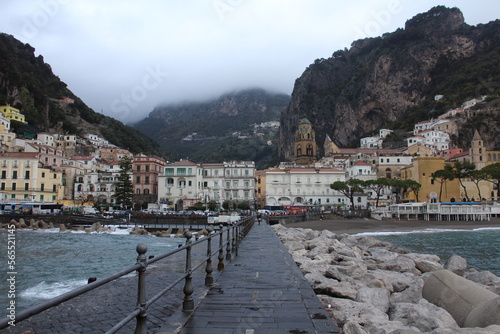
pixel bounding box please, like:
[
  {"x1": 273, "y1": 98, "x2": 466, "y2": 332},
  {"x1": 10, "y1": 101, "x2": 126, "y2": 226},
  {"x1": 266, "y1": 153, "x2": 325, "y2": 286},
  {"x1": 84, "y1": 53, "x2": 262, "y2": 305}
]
[
  {"x1": 217, "y1": 224, "x2": 225, "y2": 271},
  {"x1": 233, "y1": 222, "x2": 238, "y2": 256},
  {"x1": 135, "y1": 244, "x2": 148, "y2": 334},
  {"x1": 205, "y1": 227, "x2": 214, "y2": 286},
  {"x1": 182, "y1": 232, "x2": 194, "y2": 312},
  {"x1": 225, "y1": 223, "x2": 232, "y2": 260}
]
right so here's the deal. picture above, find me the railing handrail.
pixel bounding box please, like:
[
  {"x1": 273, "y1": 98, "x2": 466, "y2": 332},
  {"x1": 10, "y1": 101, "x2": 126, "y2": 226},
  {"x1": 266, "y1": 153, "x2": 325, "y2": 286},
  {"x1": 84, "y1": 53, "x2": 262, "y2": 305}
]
[{"x1": 0, "y1": 216, "x2": 255, "y2": 333}]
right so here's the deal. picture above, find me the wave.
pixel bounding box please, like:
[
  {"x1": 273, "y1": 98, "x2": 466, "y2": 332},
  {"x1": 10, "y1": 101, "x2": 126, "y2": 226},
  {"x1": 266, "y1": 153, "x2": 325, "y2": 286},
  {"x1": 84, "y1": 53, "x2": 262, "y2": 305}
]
[
  {"x1": 355, "y1": 227, "x2": 500, "y2": 236},
  {"x1": 20, "y1": 279, "x2": 88, "y2": 300}
]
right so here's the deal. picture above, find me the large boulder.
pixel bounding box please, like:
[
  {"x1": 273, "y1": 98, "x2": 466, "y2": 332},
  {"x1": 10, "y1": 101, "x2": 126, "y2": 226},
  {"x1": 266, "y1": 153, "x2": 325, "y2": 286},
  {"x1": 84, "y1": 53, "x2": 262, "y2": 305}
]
[
  {"x1": 389, "y1": 299, "x2": 459, "y2": 332},
  {"x1": 355, "y1": 287, "x2": 391, "y2": 313},
  {"x1": 444, "y1": 255, "x2": 467, "y2": 276}
]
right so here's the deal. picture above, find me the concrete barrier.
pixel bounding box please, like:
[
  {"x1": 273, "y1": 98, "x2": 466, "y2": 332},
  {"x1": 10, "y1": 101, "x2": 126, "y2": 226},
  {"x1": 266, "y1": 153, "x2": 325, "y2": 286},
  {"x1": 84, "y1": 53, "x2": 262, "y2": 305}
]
[{"x1": 422, "y1": 269, "x2": 500, "y2": 327}]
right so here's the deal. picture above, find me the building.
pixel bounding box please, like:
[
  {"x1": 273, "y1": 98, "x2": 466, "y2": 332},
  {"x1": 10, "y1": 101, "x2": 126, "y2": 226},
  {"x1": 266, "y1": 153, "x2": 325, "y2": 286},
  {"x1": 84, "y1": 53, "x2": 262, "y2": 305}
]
[
  {"x1": 132, "y1": 155, "x2": 168, "y2": 206},
  {"x1": 255, "y1": 170, "x2": 267, "y2": 209},
  {"x1": 400, "y1": 157, "x2": 461, "y2": 203},
  {"x1": 293, "y1": 118, "x2": 317, "y2": 165},
  {"x1": 265, "y1": 167, "x2": 346, "y2": 210},
  {"x1": 158, "y1": 160, "x2": 201, "y2": 210},
  {"x1": 0, "y1": 152, "x2": 63, "y2": 202},
  {"x1": 0, "y1": 104, "x2": 26, "y2": 123},
  {"x1": 157, "y1": 160, "x2": 256, "y2": 211}
]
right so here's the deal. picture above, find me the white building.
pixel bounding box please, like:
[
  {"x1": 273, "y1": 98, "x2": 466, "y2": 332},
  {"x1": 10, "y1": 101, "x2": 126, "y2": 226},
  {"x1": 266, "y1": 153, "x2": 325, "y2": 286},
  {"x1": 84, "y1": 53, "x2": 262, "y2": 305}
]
[
  {"x1": 347, "y1": 162, "x2": 377, "y2": 180},
  {"x1": 265, "y1": 167, "x2": 347, "y2": 209},
  {"x1": 157, "y1": 160, "x2": 256, "y2": 210}
]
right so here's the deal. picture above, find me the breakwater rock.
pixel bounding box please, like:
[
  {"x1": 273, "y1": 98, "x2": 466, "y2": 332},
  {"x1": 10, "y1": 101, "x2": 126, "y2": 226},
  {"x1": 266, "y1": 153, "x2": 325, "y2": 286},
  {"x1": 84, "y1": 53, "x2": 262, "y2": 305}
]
[{"x1": 273, "y1": 225, "x2": 500, "y2": 334}]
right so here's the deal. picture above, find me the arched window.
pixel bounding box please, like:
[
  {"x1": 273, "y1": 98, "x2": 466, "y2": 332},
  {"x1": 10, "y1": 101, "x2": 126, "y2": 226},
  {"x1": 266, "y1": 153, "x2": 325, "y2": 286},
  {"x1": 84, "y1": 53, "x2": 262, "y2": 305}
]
[
  {"x1": 144, "y1": 189, "x2": 149, "y2": 195},
  {"x1": 296, "y1": 144, "x2": 302, "y2": 156},
  {"x1": 385, "y1": 168, "x2": 392, "y2": 179},
  {"x1": 306, "y1": 144, "x2": 313, "y2": 156},
  {"x1": 77, "y1": 184, "x2": 82, "y2": 191},
  {"x1": 136, "y1": 188, "x2": 141, "y2": 194}
]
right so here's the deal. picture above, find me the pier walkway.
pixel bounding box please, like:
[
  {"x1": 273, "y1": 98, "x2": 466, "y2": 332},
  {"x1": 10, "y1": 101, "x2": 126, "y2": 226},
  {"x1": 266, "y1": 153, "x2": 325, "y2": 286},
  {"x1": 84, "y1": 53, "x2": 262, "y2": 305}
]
[
  {"x1": 171, "y1": 221, "x2": 339, "y2": 334},
  {"x1": 3, "y1": 221, "x2": 339, "y2": 334}
]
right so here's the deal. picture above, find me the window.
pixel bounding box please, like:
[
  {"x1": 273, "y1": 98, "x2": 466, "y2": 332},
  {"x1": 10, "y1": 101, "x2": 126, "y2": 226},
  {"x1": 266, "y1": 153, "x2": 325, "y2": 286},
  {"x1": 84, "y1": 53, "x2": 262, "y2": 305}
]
[
  {"x1": 12, "y1": 171, "x2": 17, "y2": 179},
  {"x1": 42, "y1": 172, "x2": 46, "y2": 178},
  {"x1": 53, "y1": 185, "x2": 56, "y2": 192},
  {"x1": 25, "y1": 171, "x2": 30, "y2": 179},
  {"x1": 136, "y1": 176, "x2": 141, "y2": 183},
  {"x1": 188, "y1": 181, "x2": 192, "y2": 186},
  {"x1": 1, "y1": 171, "x2": 5, "y2": 179},
  {"x1": 12, "y1": 183, "x2": 16, "y2": 190},
  {"x1": 41, "y1": 184, "x2": 45, "y2": 191},
  {"x1": 53, "y1": 173, "x2": 57, "y2": 179},
  {"x1": 25, "y1": 183, "x2": 29, "y2": 191},
  {"x1": 1, "y1": 183, "x2": 5, "y2": 190},
  {"x1": 137, "y1": 165, "x2": 141, "y2": 172},
  {"x1": 40, "y1": 195, "x2": 44, "y2": 201},
  {"x1": 177, "y1": 168, "x2": 186, "y2": 175},
  {"x1": 144, "y1": 189, "x2": 149, "y2": 195},
  {"x1": 165, "y1": 168, "x2": 174, "y2": 175},
  {"x1": 145, "y1": 176, "x2": 149, "y2": 184},
  {"x1": 145, "y1": 165, "x2": 149, "y2": 172},
  {"x1": 136, "y1": 189, "x2": 141, "y2": 194}
]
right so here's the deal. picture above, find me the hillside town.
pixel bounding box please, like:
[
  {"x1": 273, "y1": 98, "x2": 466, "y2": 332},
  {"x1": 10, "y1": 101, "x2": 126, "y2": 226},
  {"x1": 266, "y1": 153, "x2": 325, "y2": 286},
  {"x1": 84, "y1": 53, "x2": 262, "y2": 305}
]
[{"x1": 0, "y1": 96, "x2": 499, "y2": 217}]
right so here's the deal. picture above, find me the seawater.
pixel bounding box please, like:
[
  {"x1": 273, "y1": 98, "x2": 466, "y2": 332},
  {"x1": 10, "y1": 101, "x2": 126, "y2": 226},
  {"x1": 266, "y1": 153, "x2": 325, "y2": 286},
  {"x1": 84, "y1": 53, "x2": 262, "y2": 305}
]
[
  {"x1": 359, "y1": 228, "x2": 500, "y2": 276},
  {"x1": 0, "y1": 228, "x2": 184, "y2": 312}
]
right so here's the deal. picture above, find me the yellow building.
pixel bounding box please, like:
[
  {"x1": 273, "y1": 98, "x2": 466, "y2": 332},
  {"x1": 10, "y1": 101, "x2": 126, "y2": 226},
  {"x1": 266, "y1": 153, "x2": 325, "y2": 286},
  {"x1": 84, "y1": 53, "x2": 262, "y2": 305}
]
[
  {"x1": 255, "y1": 170, "x2": 267, "y2": 209},
  {"x1": 0, "y1": 104, "x2": 26, "y2": 123},
  {"x1": 400, "y1": 157, "x2": 461, "y2": 203},
  {"x1": 0, "y1": 152, "x2": 64, "y2": 202}
]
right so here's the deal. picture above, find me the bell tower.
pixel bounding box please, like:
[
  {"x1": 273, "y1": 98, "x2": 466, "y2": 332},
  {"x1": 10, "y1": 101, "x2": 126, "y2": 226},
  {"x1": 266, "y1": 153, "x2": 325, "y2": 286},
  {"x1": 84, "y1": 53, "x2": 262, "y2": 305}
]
[{"x1": 293, "y1": 118, "x2": 317, "y2": 165}]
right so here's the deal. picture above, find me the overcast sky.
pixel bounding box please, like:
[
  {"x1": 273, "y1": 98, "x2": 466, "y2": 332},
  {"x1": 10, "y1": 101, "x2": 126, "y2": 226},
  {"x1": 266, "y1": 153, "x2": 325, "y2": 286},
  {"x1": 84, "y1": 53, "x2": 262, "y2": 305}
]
[{"x1": 1, "y1": 1, "x2": 499, "y2": 124}]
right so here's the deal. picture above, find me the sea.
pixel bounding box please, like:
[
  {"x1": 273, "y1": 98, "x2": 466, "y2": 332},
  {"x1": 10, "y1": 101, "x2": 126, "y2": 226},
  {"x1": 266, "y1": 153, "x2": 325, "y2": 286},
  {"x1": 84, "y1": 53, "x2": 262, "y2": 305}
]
[
  {"x1": 0, "y1": 227, "x2": 185, "y2": 313},
  {"x1": 358, "y1": 228, "x2": 500, "y2": 277},
  {"x1": 1, "y1": 226, "x2": 500, "y2": 314}
]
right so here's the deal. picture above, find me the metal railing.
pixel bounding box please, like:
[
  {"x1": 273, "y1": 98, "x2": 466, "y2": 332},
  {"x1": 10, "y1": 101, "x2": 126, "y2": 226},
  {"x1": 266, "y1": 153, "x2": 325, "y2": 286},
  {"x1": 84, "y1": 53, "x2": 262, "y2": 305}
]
[{"x1": 0, "y1": 216, "x2": 255, "y2": 333}]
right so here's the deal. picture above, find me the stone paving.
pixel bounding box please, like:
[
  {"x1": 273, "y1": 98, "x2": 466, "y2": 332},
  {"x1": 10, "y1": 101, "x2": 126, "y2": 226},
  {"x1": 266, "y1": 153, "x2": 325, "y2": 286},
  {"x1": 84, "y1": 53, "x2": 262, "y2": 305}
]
[
  {"x1": 173, "y1": 221, "x2": 339, "y2": 334},
  {"x1": 2, "y1": 221, "x2": 339, "y2": 334}
]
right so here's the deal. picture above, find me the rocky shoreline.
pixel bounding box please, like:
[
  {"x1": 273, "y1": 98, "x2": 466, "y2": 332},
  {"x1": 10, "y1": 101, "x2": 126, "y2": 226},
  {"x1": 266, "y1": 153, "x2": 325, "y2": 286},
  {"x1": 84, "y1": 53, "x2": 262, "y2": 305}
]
[{"x1": 273, "y1": 224, "x2": 500, "y2": 334}]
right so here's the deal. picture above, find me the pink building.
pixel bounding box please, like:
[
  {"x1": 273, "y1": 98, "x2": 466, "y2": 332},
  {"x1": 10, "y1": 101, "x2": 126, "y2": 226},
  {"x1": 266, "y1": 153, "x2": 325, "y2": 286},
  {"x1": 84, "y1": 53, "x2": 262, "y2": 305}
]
[{"x1": 132, "y1": 155, "x2": 168, "y2": 207}]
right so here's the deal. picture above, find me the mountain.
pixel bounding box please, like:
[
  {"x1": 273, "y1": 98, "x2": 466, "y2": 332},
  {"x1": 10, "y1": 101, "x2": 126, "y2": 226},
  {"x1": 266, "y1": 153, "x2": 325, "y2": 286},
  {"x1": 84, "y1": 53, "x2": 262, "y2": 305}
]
[
  {"x1": 133, "y1": 89, "x2": 290, "y2": 168},
  {"x1": 278, "y1": 6, "x2": 500, "y2": 160},
  {"x1": 0, "y1": 33, "x2": 165, "y2": 156}
]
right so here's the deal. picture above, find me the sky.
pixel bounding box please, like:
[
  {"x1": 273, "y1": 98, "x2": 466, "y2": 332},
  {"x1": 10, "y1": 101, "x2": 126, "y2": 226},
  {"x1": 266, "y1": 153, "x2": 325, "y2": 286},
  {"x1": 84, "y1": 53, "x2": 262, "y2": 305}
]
[{"x1": 1, "y1": 1, "x2": 499, "y2": 124}]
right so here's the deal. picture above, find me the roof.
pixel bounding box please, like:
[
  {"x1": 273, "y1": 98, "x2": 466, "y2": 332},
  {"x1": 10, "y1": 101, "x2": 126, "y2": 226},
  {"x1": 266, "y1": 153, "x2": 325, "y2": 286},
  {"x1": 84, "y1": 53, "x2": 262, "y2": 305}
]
[
  {"x1": 299, "y1": 118, "x2": 311, "y2": 124},
  {"x1": 167, "y1": 160, "x2": 198, "y2": 166},
  {"x1": 353, "y1": 162, "x2": 372, "y2": 166},
  {"x1": 338, "y1": 148, "x2": 403, "y2": 155},
  {"x1": 71, "y1": 156, "x2": 95, "y2": 161},
  {"x1": 0, "y1": 152, "x2": 39, "y2": 159}
]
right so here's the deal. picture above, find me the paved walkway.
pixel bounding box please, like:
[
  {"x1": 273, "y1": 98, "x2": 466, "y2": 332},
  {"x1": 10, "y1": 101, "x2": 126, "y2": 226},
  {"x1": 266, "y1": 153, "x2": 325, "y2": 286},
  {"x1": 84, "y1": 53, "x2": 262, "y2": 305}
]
[
  {"x1": 172, "y1": 221, "x2": 339, "y2": 334},
  {"x1": 3, "y1": 221, "x2": 339, "y2": 334}
]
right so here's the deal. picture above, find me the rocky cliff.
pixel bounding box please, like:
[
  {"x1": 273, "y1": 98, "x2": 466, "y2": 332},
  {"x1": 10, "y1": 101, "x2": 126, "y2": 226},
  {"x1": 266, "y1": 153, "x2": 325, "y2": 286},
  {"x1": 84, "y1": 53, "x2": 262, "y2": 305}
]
[
  {"x1": 278, "y1": 6, "x2": 500, "y2": 160},
  {"x1": 134, "y1": 89, "x2": 289, "y2": 167},
  {"x1": 0, "y1": 33, "x2": 164, "y2": 156}
]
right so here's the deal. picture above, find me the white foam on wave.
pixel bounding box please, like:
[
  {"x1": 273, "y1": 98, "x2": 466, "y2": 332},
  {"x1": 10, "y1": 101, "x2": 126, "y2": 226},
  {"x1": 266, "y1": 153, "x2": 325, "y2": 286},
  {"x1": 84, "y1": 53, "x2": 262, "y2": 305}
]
[
  {"x1": 20, "y1": 279, "x2": 88, "y2": 300},
  {"x1": 355, "y1": 227, "x2": 500, "y2": 237}
]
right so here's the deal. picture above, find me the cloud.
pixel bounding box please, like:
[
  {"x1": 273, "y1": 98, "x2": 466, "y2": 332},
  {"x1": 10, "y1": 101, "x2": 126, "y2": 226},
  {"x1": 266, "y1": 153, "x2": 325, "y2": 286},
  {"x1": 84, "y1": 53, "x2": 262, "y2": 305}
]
[{"x1": 1, "y1": 0, "x2": 499, "y2": 123}]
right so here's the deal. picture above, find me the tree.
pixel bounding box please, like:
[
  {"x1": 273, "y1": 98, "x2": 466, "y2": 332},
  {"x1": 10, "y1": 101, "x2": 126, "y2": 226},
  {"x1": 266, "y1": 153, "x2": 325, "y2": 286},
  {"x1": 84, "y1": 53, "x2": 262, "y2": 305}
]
[
  {"x1": 407, "y1": 180, "x2": 422, "y2": 202},
  {"x1": 113, "y1": 156, "x2": 134, "y2": 207},
  {"x1": 330, "y1": 179, "x2": 365, "y2": 209},
  {"x1": 481, "y1": 163, "x2": 500, "y2": 200},
  {"x1": 364, "y1": 178, "x2": 392, "y2": 207},
  {"x1": 389, "y1": 179, "x2": 417, "y2": 203},
  {"x1": 469, "y1": 169, "x2": 488, "y2": 200},
  {"x1": 431, "y1": 166, "x2": 455, "y2": 202},
  {"x1": 449, "y1": 161, "x2": 476, "y2": 201}
]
